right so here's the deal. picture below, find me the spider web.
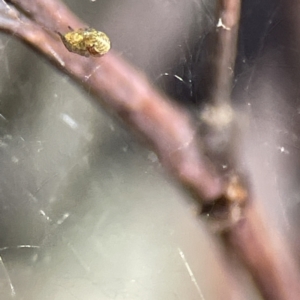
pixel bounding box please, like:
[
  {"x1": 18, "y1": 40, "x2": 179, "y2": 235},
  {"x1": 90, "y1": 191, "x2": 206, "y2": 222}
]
[{"x1": 0, "y1": 0, "x2": 297, "y2": 299}]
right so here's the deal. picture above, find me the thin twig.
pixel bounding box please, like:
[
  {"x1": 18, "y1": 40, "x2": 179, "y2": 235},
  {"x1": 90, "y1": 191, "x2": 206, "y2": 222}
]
[
  {"x1": 227, "y1": 201, "x2": 300, "y2": 300},
  {"x1": 213, "y1": 0, "x2": 241, "y2": 106},
  {"x1": 200, "y1": 0, "x2": 241, "y2": 175},
  {"x1": 203, "y1": 1, "x2": 300, "y2": 299}
]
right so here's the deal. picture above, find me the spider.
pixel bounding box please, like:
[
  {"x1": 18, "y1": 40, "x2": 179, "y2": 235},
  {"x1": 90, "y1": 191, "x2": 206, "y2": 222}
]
[{"x1": 57, "y1": 26, "x2": 111, "y2": 57}]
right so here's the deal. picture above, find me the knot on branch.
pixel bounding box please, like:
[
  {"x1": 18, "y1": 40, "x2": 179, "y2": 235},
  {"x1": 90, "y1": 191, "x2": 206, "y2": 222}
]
[{"x1": 201, "y1": 173, "x2": 249, "y2": 232}]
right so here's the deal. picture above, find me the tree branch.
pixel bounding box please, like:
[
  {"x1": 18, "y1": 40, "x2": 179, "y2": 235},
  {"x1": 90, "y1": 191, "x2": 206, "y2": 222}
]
[{"x1": 1, "y1": 0, "x2": 225, "y2": 202}]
